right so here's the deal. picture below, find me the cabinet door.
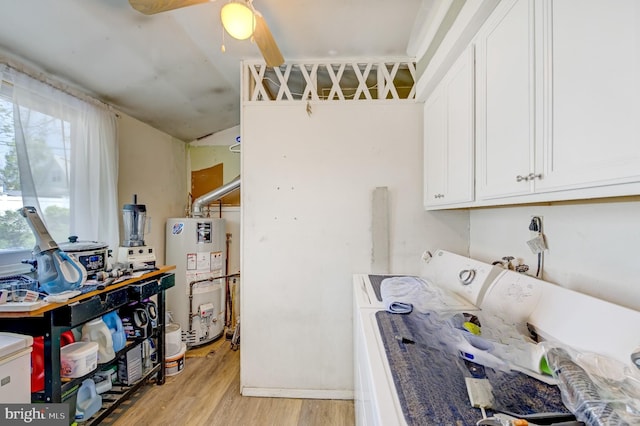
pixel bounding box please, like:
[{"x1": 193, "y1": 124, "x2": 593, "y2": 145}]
[
  {"x1": 535, "y1": 0, "x2": 640, "y2": 191},
  {"x1": 476, "y1": 0, "x2": 535, "y2": 199},
  {"x1": 424, "y1": 84, "x2": 447, "y2": 205},
  {"x1": 424, "y1": 47, "x2": 475, "y2": 208}
]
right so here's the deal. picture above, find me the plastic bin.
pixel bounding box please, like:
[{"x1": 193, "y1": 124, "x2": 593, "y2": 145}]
[
  {"x1": 165, "y1": 343, "x2": 186, "y2": 376},
  {"x1": 61, "y1": 342, "x2": 99, "y2": 378}
]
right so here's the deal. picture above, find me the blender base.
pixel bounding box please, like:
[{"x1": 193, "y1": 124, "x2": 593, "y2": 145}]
[{"x1": 117, "y1": 246, "x2": 156, "y2": 271}]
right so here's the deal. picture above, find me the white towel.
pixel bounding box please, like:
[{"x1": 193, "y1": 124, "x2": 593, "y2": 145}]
[{"x1": 380, "y1": 276, "x2": 430, "y2": 314}]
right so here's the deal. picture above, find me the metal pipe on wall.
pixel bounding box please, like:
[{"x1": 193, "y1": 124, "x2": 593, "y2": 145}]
[{"x1": 191, "y1": 175, "x2": 241, "y2": 217}]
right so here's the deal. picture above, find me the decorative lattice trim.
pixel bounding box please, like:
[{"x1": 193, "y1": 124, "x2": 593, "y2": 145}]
[{"x1": 244, "y1": 60, "x2": 416, "y2": 102}]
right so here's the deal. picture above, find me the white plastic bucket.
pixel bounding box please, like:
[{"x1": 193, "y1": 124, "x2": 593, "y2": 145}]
[
  {"x1": 165, "y1": 343, "x2": 186, "y2": 377},
  {"x1": 61, "y1": 342, "x2": 99, "y2": 378},
  {"x1": 165, "y1": 323, "x2": 182, "y2": 358}
]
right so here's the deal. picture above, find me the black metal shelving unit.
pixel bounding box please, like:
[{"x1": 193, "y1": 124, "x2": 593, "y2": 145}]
[{"x1": 0, "y1": 269, "x2": 175, "y2": 425}]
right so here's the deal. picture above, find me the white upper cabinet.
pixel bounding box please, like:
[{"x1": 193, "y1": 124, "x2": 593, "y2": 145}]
[
  {"x1": 424, "y1": 82, "x2": 448, "y2": 204},
  {"x1": 475, "y1": 0, "x2": 535, "y2": 200},
  {"x1": 475, "y1": 0, "x2": 640, "y2": 201},
  {"x1": 424, "y1": 46, "x2": 475, "y2": 208},
  {"x1": 535, "y1": 0, "x2": 640, "y2": 191}
]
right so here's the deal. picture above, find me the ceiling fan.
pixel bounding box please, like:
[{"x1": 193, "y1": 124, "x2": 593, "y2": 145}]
[{"x1": 128, "y1": 0, "x2": 285, "y2": 67}]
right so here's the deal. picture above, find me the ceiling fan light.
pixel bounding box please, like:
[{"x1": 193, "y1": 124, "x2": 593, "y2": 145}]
[{"x1": 221, "y1": 2, "x2": 255, "y2": 40}]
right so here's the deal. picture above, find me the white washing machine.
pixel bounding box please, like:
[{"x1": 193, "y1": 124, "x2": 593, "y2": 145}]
[
  {"x1": 480, "y1": 269, "x2": 640, "y2": 370},
  {"x1": 353, "y1": 249, "x2": 503, "y2": 426}
]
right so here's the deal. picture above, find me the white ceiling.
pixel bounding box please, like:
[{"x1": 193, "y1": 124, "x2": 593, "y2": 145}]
[{"x1": 0, "y1": 0, "x2": 431, "y2": 142}]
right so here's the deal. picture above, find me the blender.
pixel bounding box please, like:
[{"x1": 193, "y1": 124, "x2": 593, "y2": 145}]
[{"x1": 117, "y1": 195, "x2": 156, "y2": 270}]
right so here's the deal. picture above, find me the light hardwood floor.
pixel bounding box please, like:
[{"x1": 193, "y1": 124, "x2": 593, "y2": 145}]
[{"x1": 102, "y1": 337, "x2": 355, "y2": 426}]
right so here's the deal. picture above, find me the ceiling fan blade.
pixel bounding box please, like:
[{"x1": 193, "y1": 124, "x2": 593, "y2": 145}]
[
  {"x1": 128, "y1": 0, "x2": 211, "y2": 15},
  {"x1": 253, "y1": 13, "x2": 284, "y2": 68}
]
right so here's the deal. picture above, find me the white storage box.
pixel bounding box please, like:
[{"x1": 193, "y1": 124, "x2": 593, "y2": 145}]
[
  {"x1": 0, "y1": 332, "x2": 33, "y2": 403},
  {"x1": 61, "y1": 341, "x2": 99, "y2": 378}
]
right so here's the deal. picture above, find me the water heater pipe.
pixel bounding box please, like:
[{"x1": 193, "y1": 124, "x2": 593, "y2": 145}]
[{"x1": 191, "y1": 175, "x2": 241, "y2": 217}]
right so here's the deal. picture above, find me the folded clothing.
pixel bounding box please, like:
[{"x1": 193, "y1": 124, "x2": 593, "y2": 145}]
[
  {"x1": 386, "y1": 301, "x2": 413, "y2": 314},
  {"x1": 381, "y1": 276, "x2": 430, "y2": 314}
]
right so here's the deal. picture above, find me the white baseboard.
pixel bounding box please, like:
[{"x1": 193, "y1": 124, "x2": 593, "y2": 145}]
[{"x1": 241, "y1": 387, "x2": 354, "y2": 400}]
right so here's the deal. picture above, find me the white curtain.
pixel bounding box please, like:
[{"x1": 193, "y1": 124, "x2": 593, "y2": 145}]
[
  {"x1": 0, "y1": 64, "x2": 120, "y2": 252},
  {"x1": 70, "y1": 106, "x2": 119, "y2": 251}
]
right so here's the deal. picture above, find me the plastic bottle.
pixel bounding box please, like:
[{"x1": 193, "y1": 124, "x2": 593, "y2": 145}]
[
  {"x1": 81, "y1": 318, "x2": 115, "y2": 363},
  {"x1": 31, "y1": 331, "x2": 75, "y2": 392},
  {"x1": 75, "y1": 379, "x2": 102, "y2": 422},
  {"x1": 102, "y1": 311, "x2": 126, "y2": 352}
]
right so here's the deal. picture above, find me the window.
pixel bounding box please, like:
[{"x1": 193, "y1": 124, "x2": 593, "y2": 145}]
[
  {"x1": 0, "y1": 63, "x2": 119, "y2": 270},
  {"x1": 0, "y1": 95, "x2": 71, "y2": 254}
]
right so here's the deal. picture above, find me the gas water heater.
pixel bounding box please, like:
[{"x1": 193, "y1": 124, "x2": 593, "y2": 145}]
[{"x1": 165, "y1": 218, "x2": 226, "y2": 347}]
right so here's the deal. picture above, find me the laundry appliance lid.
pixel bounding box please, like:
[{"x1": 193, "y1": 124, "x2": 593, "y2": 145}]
[
  {"x1": 0, "y1": 332, "x2": 33, "y2": 358},
  {"x1": 422, "y1": 249, "x2": 504, "y2": 307}
]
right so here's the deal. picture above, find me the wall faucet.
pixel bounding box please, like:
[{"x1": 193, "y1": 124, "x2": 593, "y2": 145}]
[
  {"x1": 491, "y1": 256, "x2": 529, "y2": 274},
  {"x1": 492, "y1": 256, "x2": 515, "y2": 270}
]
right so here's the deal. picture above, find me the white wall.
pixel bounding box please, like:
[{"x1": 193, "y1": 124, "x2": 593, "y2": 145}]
[
  {"x1": 469, "y1": 197, "x2": 640, "y2": 312},
  {"x1": 241, "y1": 102, "x2": 469, "y2": 398},
  {"x1": 117, "y1": 113, "x2": 188, "y2": 266}
]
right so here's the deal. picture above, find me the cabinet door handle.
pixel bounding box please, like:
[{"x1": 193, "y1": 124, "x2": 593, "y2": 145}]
[
  {"x1": 516, "y1": 174, "x2": 529, "y2": 182},
  {"x1": 528, "y1": 173, "x2": 542, "y2": 180}
]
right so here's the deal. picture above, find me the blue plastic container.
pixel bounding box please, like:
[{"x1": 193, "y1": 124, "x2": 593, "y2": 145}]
[
  {"x1": 75, "y1": 379, "x2": 102, "y2": 422},
  {"x1": 102, "y1": 311, "x2": 126, "y2": 353},
  {"x1": 36, "y1": 250, "x2": 85, "y2": 294}
]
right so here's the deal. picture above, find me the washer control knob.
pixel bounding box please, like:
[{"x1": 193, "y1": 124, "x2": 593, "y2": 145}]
[
  {"x1": 458, "y1": 269, "x2": 476, "y2": 285},
  {"x1": 631, "y1": 349, "x2": 640, "y2": 370}
]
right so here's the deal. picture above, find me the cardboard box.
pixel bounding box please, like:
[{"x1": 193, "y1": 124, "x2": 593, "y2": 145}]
[{"x1": 117, "y1": 344, "x2": 142, "y2": 385}]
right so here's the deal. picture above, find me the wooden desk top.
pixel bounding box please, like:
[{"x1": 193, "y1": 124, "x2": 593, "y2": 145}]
[{"x1": 0, "y1": 265, "x2": 176, "y2": 318}]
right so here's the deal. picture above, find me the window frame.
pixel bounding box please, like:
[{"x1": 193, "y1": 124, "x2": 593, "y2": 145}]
[{"x1": 0, "y1": 79, "x2": 72, "y2": 269}]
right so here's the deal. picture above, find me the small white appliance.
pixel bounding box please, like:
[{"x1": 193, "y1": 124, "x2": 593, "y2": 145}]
[
  {"x1": 0, "y1": 332, "x2": 34, "y2": 403},
  {"x1": 117, "y1": 195, "x2": 156, "y2": 270},
  {"x1": 58, "y1": 236, "x2": 110, "y2": 278},
  {"x1": 165, "y1": 218, "x2": 226, "y2": 347}
]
